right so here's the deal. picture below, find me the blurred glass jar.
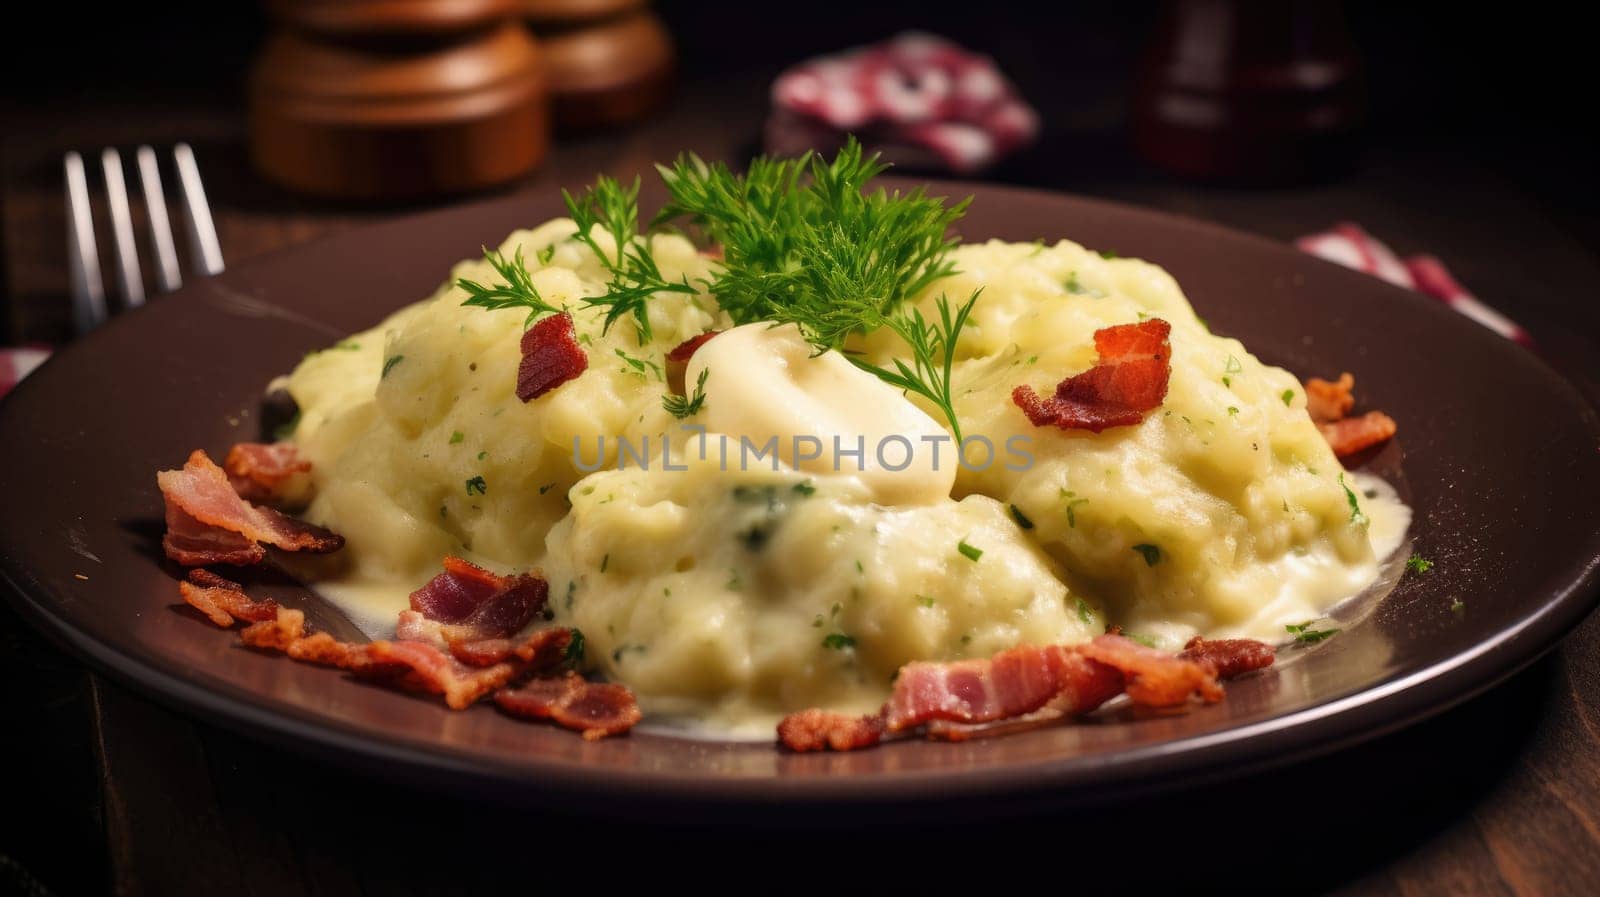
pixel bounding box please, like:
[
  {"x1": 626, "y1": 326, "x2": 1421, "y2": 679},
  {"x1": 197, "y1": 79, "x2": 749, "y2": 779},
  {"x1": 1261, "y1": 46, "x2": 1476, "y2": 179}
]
[{"x1": 1132, "y1": 0, "x2": 1364, "y2": 184}]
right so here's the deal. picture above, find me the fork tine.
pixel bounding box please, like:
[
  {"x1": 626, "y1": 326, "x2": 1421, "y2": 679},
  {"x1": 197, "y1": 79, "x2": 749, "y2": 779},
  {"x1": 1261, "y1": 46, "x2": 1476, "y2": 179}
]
[
  {"x1": 173, "y1": 143, "x2": 224, "y2": 276},
  {"x1": 100, "y1": 148, "x2": 146, "y2": 309},
  {"x1": 136, "y1": 146, "x2": 182, "y2": 293},
  {"x1": 64, "y1": 152, "x2": 108, "y2": 333}
]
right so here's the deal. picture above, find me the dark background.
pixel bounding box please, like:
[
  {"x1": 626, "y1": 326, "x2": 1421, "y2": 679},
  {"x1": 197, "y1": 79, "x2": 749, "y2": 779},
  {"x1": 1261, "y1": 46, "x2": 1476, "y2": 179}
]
[{"x1": 2, "y1": 2, "x2": 1598, "y2": 895}]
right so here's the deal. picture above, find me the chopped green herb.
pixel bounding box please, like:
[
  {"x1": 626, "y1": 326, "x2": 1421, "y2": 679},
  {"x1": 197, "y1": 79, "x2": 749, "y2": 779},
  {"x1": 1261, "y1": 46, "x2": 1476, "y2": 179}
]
[
  {"x1": 1124, "y1": 632, "x2": 1158, "y2": 648},
  {"x1": 478, "y1": 451, "x2": 489, "y2": 461},
  {"x1": 599, "y1": 553, "x2": 610, "y2": 573},
  {"x1": 1406, "y1": 554, "x2": 1434, "y2": 574},
  {"x1": 565, "y1": 580, "x2": 576, "y2": 610},
  {"x1": 957, "y1": 539, "x2": 983, "y2": 562},
  {"x1": 381, "y1": 355, "x2": 404, "y2": 378},
  {"x1": 563, "y1": 628, "x2": 586, "y2": 665},
  {"x1": 1065, "y1": 271, "x2": 1105, "y2": 298},
  {"x1": 1227, "y1": 406, "x2": 1240, "y2": 416},
  {"x1": 538, "y1": 483, "x2": 555, "y2": 495},
  {"x1": 1097, "y1": 249, "x2": 1119, "y2": 259},
  {"x1": 1286, "y1": 621, "x2": 1340, "y2": 644},
  {"x1": 614, "y1": 348, "x2": 664, "y2": 380},
  {"x1": 854, "y1": 559, "x2": 864, "y2": 574},
  {"x1": 663, "y1": 366, "x2": 709, "y2": 419},
  {"x1": 1074, "y1": 597, "x2": 1093, "y2": 624},
  {"x1": 448, "y1": 430, "x2": 464, "y2": 444},
  {"x1": 1008, "y1": 504, "x2": 1034, "y2": 529},
  {"x1": 1060, "y1": 488, "x2": 1089, "y2": 527},
  {"x1": 464, "y1": 476, "x2": 487, "y2": 496},
  {"x1": 1281, "y1": 389, "x2": 1295, "y2": 407},
  {"x1": 536, "y1": 244, "x2": 556, "y2": 265},
  {"x1": 917, "y1": 596, "x2": 936, "y2": 608},
  {"x1": 1131, "y1": 543, "x2": 1161, "y2": 566},
  {"x1": 1224, "y1": 355, "x2": 1242, "y2": 374},
  {"x1": 1450, "y1": 599, "x2": 1465, "y2": 613},
  {"x1": 1339, "y1": 473, "x2": 1369, "y2": 527},
  {"x1": 792, "y1": 480, "x2": 816, "y2": 497},
  {"x1": 725, "y1": 568, "x2": 742, "y2": 591},
  {"x1": 822, "y1": 633, "x2": 856, "y2": 651}
]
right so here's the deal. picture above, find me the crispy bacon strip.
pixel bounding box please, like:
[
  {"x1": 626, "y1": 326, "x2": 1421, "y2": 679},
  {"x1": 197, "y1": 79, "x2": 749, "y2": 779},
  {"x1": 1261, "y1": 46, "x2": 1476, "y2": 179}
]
[
  {"x1": 775, "y1": 710, "x2": 886, "y2": 752},
  {"x1": 666, "y1": 330, "x2": 720, "y2": 394},
  {"x1": 158, "y1": 450, "x2": 344, "y2": 566},
  {"x1": 516, "y1": 312, "x2": 587, "y2": 402},
  {"x1": 1178, "y1": 636, "x2": 1277, "y2": 679},
  {"x1": 408, "y1": 556, "x2": 548, "y2": 642},
  {"x1": 178, "y1": 569, "x2": 280, "y2": 627},
  {"x1": 780, "y1": 633, "x2": 1272, "y2": 752},
  {"x1": 1012, "y1": 319, "x2": 1172, "y2": 432},
  {"x1": 884, "y1": 642, "x2": 1124, "y2": 731},
  {"x1": 224, "y1": 442, "x2": 312, "y2": 506},
  {"x1": 1303, "y1": 372, "x2": 1397, "y2": 457},
  {"x1": 354, "y1": 640, "x2": 521, "y2": 710},
  {"x1": 494, "y1": 671, "x2": 642, "y2": 740},
  {"x1": 1318, "y1": 412, "x2": 1399, "y2": 458},
  {"x1": 1305, "y1": 373, "x2": 1356, "y2": 424},
  {"x1": 666, "y1": 331, "x2": 721, "y2": 363},
  {"x1": 1079, "y1": 634, "x2": 1222, "y2": 706}
]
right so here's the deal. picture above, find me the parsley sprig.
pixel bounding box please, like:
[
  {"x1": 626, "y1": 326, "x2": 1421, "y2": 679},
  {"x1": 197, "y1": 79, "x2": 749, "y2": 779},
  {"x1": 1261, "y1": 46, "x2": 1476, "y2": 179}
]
[
  {"x1": 654, "y1": 138, "x2": 968, "y2": 350},
  {"x1": 456, "y1": 247, "x2": 564, "y2": 329},
  {"x1": 564, "y1": 176, "x2": 696, "y2": 344},
  {"x1": 654, "y1": 139, "x2": 976, "y2": 436},
  {"x1": 663, "y1": 367, "x2": 709, "y2": 419}
]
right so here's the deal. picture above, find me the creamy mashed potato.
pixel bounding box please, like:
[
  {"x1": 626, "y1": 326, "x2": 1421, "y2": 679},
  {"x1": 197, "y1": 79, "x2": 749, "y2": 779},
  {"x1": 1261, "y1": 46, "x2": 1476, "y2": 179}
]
[{"x1": 280, "y1": 222, "x2": 1407, "y2": 731}]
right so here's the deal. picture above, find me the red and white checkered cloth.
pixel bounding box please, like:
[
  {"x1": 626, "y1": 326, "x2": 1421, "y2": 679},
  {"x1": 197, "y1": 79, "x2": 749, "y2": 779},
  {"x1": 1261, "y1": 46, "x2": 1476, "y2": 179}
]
[
  {"x1": 1297, "y1": 222, "x2": 1533, "y2": 346},
  {"x1": 766, "y1": 32, "x2": 1039, "y2": 173},
  {"x1": 0, "y1": 345, "x2": 49, "y2": 401}
]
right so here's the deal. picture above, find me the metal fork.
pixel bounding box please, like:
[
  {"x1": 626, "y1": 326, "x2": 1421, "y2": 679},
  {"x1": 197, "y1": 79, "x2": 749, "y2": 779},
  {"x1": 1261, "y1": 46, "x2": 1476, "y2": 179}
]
[{"x1": 63, "y1": 143, "x2": 224, "y2": 334}]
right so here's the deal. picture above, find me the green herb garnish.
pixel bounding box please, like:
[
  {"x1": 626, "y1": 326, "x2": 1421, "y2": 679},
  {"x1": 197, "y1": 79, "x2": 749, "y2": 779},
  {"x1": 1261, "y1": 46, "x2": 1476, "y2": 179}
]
[
  {"x1": 1281, "y1": 388, "x2": 1295, "y2": 407},
  {"x1": 1060, "y1": 488, "x2": 1088, "y2": 528},
  {"x1": 465, "y1": 476, "x2": 487, "y2": 496},
  {"x1": 1131, "y1": 543, "x2": 1161, "y2": 566},
  {"x1": 822, "y1": 633, "x2": 856, "y2": 650},
  {"x1": 1406, "y1": 554, "x2": 1434, "y2": 574},
  {"x1": 792, "y1": 480, "x2": 816, "y2": 497},
  {"x1": 1074, "y1": 597, "x2": 1093, "y2": 624},
  {"x1": 663, "y1": 367, "x2": 709, "y2": 419},
  {"x1": 457, "y1": 246, "x2": 564, "y2": 329},
  {"x1": 957, "y1": 539, "x2": 983, "y2": 562},
  {"x1": 1065, "y1": 271, "x2": 1105, "y2": 298},
  {"x1": 448, "y1": 430, "x2": 464, "y2": 444},
  {"x1": 565, "y1": 176, "x2": 696, "y2": 344},
  {"x1": 536, "y1": 243, "x2": 556, "y2": 265},
  {"x1": 1008, "y1": 504, "x2": 1034, "y2": 529},
  {"x1": 381, "y1": 355, "x2": 404, "y2": 378},
  {"x1": 563, "y1": 628, "x2": 585, "y2": 665},
  {"x1": 1339, "y1": 473, "x2": 1369, "y2": 527},
  {"x1": 1286, "y1": 621, "x2": 1340, "y2": 644},
  {"x1": 917, "y1": 596, "x2": 936, "y2": 608}
]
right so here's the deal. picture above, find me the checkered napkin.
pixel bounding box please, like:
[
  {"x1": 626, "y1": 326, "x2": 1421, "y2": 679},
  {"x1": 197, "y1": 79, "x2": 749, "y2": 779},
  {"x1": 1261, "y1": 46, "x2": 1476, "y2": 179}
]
[{"x1": 1297, "y1": 222, "x2": 1532, "y2": 346}]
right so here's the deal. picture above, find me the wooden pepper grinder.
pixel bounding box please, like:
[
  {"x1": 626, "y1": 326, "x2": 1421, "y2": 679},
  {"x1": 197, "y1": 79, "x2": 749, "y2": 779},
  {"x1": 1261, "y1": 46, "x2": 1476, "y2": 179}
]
[
  {"x1": 522, "y1": 0, "x2": 675, "y2": 131},
  {"x1": 1132, "y1": 0, "x2": 1365, "y2": 184},
  {"x1": 251, "y1": 0, "x2": 550, "y2": 200}
]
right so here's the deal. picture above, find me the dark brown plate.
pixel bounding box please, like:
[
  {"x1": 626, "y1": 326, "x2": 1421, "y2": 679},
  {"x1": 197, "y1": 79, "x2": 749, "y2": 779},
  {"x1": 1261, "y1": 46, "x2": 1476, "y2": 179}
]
[{"x1": 3, "y1": 179, "x2": 1598, "y2": 815}]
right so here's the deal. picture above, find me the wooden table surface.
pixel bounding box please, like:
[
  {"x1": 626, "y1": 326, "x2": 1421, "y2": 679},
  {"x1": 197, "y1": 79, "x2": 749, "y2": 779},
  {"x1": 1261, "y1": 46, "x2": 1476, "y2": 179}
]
[{"x1": 3, "y1": 76, "x2": 1599, "y2": 896}]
